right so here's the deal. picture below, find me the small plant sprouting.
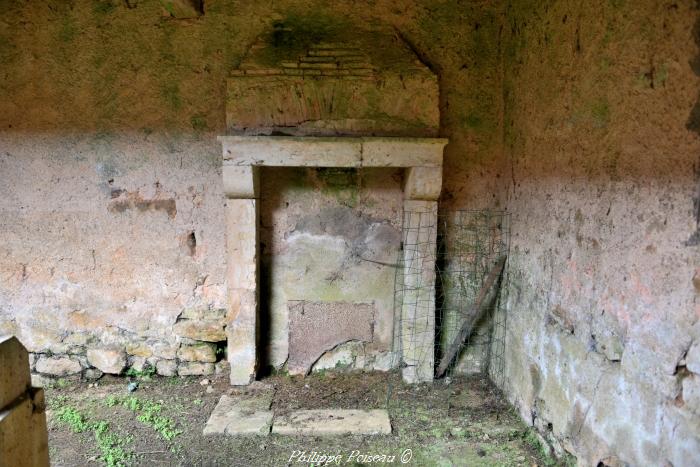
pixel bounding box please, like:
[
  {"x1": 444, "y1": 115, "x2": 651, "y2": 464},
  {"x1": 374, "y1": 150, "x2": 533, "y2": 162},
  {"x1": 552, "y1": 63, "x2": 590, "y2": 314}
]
[
  {"x1": 53, "y1": 406, "x2": 133, "y2": 466},
  {"x1": 55, "y1": 406, "x2": 91, "y2": 433},
  {"x1": 125, "y1": 366, "x2": 156, "y2": 381}
]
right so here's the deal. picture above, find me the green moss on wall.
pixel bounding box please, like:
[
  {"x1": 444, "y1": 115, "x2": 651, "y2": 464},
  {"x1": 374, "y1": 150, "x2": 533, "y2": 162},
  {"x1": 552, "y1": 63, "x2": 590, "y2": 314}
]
[{"x1": 256, "y1": 11, "x2": 352, "y2": 67}]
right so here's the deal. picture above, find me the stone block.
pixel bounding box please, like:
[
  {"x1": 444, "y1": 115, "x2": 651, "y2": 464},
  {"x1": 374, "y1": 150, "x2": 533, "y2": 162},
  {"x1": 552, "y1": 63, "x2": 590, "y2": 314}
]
[
  {"x1": 271, "y1": 409, "x2": 391, "y2": 435},
  {"x1": 404, "y1": 167, "x2": 442, "y2": 200},
  {"x1": 177, "y1": 343, "x2": 217, "y2": 363},
  {"x1": 151, "y1": 341, "x2": 178, "y2": 360},
  {"x1": 125, "y1": 342, "x2": 153, "y2": 358},
  {"x1": 30, "y1": 374, "x2": 53, "y2": 388},
  {"x1": 226, "y1": 197, "x2": 259, "y2": 386},
  {"x1": 682, "y1": 374, "x2": 700, "y2": 415},
  {"x1": 0, "y1": 336, "x2": 30, "y2": 410},
  {"x1": 179, "y1": 307, "x2": 227, "y2": 321},
  {"x1": 225, "y1": 199, "x2": 258, "y2": 290},
  {"x1": 312, "y1": 341, "x2": 363, "y2": 372},
  {"x1": 63, "y1": 332, "x2": 91, "y2": 346},
  {"x1": 203, "y1": 393, "x2": 273, "y2": 436},
  {"x1": 215, "y1": 360, "x2": 230, "y2": 375},
  {"x1": 34, "y1": 357, "x2": 81, "y2": 377},
  {"x1": 686, "y1": 341, "x2": 700, "y2": 374},
  {"x1": 219, "y1": 136, "x2": 447, "y2": 169},
  {"x1": 227, "y1": 290, "x2": 257, "y2": 385},
  {"x1": 219, "y1": 136, "x2": 362, "y2": 167},
  {"x1": 84, "y1": 369, "x2": 103, "y2": 381},
  {"x1": 156, "y1": 360, "x2": 177, "y2": 377},
  {"x1": 178, "y1": 362, "x2": 214, "y2": 376},
  {"x1": 372, "y1": 352, "x2": 395, "y2": 371},
  {"x1": 173, "y1": 320, "x2": 226, "y2": 342},
  {"x1": 361, "y1": 138, "x2": 446, "y2": 167},
  {"x1": 87, "y1": 347, "x2": 127, "y2": 375},
  {"x1": 17, "y1": 326, "x2": 64, "y2": 354},
  {"x1": 223, "y1": 165, "x2": 259, "y2": 199},
  {"x1": 129, "y1": 356, "x2": 148, "y2": 372},
  {"x1": 288, "y1": 301, "x2": 374, "y2": 375}
]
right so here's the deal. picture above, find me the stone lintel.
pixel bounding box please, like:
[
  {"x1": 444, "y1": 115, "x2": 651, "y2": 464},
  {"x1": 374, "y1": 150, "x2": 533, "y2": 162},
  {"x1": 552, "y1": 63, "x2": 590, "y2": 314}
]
[
  {"x1": 404, "y1": 167, "x2": 443, "y2": 201},
  {"x1": 220, "y1": 136, "x2": 362, "y2": 167},
  {"x1": 223, "y1": 165, "x2": 259, "y2": 199},
  {"x1": 360, "y1": 138, "x2": 446, "y2": 167},
  {"x1": 218, "y1": 136, "x2": 446, "y2": 168}
]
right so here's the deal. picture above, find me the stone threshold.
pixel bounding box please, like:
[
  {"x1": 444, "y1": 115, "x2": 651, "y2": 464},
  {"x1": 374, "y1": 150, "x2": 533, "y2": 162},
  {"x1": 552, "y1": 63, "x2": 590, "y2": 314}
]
[{"x1": 203, "y1": 395, "x2": 391, "y2": 436}]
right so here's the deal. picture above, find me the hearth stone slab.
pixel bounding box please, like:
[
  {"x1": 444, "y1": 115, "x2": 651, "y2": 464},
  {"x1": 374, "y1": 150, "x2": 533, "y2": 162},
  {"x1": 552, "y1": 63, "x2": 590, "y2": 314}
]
[
  {"x1": 203, "y1": 393, "x2": 273, "y2": 436},
  {"x1": 271, "y1": 409, "x2": 392, "y2": 435}
]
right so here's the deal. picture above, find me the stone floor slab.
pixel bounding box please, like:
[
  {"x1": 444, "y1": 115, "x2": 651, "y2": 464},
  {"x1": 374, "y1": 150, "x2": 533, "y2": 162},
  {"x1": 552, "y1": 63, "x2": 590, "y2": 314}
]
[
  {"x1": 271, "y1": 409, "x2": 391, "y2": 436},
  {"x1": 203, "y1": 393, "x2": 273, "y2": 436}
]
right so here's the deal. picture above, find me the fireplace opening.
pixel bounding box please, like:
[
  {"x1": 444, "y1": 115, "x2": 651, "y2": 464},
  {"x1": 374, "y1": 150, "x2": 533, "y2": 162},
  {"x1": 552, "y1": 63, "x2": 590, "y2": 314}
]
[{"x1": 258, "y1": 167, "x2": 403, "y2": 376}]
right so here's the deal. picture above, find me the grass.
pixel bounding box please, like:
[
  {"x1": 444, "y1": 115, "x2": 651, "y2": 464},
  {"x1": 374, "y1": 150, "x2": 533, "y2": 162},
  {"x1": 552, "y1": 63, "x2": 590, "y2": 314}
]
[
  {"x1": 55, "y1": 406, "x2": 91, "y2": 433},
  {"x1": 49, "y1": 373, "x2": 552, "y2": 466},
  {"x1": 524, "y1": 429, "x2": 557, "y2": 466},
  {"x1": 54, "y1": 394, "x2": 181, "y2": 465},
  {"x1": 106, "y1": 396, "x2": 182, "y2": 441},
  {"x1": 125, "y1": 366, "x2": 156, "y2": 381},
  {"x1": 53, "y1": 406, "x2": 133, "y2": 466}
]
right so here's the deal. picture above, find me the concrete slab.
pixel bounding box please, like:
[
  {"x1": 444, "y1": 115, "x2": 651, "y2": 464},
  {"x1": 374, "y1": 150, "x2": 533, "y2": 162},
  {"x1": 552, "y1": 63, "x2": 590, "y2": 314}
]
[
  {"x1": 203, "y1": 393, "x2": 273, "y2": 436},
  {"x1": 271, "y1": 409, "x2": 391, "y2": 436}
]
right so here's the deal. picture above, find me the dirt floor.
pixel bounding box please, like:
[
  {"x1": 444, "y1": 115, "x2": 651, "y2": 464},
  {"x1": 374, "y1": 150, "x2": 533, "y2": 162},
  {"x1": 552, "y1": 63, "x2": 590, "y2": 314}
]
[{"x1": 45, "y1": 370, "x2": 553, "y2": 466}]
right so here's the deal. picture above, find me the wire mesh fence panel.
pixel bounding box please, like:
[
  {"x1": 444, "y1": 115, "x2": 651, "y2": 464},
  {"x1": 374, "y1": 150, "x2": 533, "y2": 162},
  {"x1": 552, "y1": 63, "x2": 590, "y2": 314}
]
[{"x1": 393, "y1": 209, "x2": 511, "y2": 387}]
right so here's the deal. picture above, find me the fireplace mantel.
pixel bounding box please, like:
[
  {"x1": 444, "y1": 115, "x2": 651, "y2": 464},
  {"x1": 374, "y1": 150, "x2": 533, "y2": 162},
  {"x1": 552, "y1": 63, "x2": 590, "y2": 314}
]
[
  {"x1": 219, "y1": 136, "x2": 447, "y2": 168},
  {"x1": 220, "y1": 135, "x2": 447, "y2": 385}
]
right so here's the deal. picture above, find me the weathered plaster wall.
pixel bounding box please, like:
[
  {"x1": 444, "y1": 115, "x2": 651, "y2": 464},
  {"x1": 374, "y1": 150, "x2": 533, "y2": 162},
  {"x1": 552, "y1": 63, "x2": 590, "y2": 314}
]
[
  {"x1": 0, "y1": 1, "x2": 504, "y2": 379},
  {"x1": 501, "y1": 0, "x2": 700, "y2": 464}
]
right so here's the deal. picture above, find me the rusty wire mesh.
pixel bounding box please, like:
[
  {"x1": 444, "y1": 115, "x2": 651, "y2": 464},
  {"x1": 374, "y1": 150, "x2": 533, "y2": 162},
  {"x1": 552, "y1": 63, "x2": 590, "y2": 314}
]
[{"x1": 392, "y1": 209, "x2": 511, "y2": 386}]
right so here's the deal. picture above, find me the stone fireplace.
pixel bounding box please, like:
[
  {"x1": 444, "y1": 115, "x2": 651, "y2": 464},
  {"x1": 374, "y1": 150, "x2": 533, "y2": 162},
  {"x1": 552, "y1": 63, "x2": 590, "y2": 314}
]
[
  {"x1": 220, "y1": 136, "x2": 446, "y2": 385},
  {"x1": 219, "y1": 25, "x2": 445, "y2": 385}
]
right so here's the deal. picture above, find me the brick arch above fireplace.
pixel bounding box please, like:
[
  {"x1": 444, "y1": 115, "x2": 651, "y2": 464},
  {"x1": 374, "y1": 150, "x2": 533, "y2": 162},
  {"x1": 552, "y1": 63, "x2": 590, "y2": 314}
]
[{"x1": 226, "y1": 26, "x2": 439, "y2": 137}]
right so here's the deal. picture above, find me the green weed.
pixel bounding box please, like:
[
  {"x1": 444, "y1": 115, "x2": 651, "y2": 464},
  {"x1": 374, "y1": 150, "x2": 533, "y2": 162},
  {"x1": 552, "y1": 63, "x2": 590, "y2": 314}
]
[
  {"x1": 93, "y1": 421, "x2": 134, "y2": 467},
  {"x1": 105, "y1": 395, "x2": 119, "y2": 407},
  {"x1": 126, "y1": 366, "x2": 156, "y2": 380},
  {"x1": 53, "y1": 406, "x2": 133, "y2": 466},
  {"x1": 523, "y1": 429, "x2": 556, "y2": 466},
  {"x1": 109, "y1": 396, "x2": 182, "y2": 441},
  {"x1": 55, "y1": 406, "x2": 91, "y2": 433},
  {"x1": 136, "y1": 400, "x2": 182, "y2": 440}
]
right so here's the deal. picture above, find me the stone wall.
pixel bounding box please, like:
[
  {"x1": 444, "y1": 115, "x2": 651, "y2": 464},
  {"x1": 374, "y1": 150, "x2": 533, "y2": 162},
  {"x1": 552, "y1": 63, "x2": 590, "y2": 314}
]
[
  {"x1": 500, "y1": 0, "x2": 700, "y2": 465},
  {"x1": 0, "y1": 1, "x2": 503, "y2": 381}
]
